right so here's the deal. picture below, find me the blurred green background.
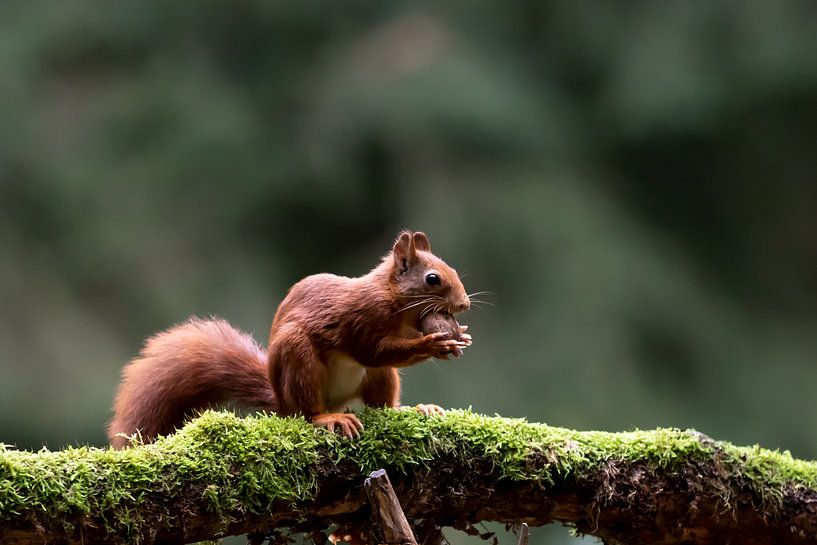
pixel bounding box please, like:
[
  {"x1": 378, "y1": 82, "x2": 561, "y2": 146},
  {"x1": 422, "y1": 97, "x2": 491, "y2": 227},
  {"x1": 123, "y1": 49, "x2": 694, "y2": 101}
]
[{"x1": 1, "y1": 1, "x2": 816, "y2": 542}]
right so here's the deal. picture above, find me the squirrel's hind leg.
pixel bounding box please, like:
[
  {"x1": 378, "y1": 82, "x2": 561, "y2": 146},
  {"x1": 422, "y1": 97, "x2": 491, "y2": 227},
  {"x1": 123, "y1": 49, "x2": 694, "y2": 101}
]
[
  {"x1": 361, "y1": 367, "x2": 400, "y2": 408},
  {"x1": 362, "y1": 368, "x2": 445, "y2": 417},
  {"x1": 268, "y1": 324, "x2": 363, "y2": 438}
]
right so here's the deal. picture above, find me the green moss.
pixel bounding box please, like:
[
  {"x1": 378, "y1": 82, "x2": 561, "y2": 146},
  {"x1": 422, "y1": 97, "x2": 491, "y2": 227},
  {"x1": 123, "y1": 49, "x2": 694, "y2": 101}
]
[
  {"x1": 2, "y1": 409, "x2": 817, "y2": 542},
  {"x1": 0, "y1": 412, "x2": 323, "y2": 542}
]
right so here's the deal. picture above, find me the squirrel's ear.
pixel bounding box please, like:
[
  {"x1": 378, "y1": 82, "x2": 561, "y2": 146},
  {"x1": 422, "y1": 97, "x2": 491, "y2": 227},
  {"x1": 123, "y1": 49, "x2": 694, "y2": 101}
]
[
  {"x1": 412, "y1": 232, "x2": 431, "y2": 253},
  {"x1": 392, "y1": 231, "x2": 414, "y2": 271}
]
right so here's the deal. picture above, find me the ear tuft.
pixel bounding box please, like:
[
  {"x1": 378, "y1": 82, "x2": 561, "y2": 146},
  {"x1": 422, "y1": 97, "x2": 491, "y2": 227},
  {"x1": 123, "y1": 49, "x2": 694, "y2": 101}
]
[
  {"x1": 392, "y1": 231, "x2": 413, "y2": 270},
  {"x1": 412, "y1": 232, "x2": 431, "y2": 252}
]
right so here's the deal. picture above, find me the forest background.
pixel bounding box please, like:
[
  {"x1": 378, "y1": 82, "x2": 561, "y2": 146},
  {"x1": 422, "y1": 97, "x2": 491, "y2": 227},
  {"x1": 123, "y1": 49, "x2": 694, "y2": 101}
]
[{"x1": 1, "y1": 2, "x2": 816, "y2": 542}]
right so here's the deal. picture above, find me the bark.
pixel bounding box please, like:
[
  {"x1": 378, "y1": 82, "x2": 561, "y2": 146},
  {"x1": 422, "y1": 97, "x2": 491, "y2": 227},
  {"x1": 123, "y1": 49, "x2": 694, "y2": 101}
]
[
  {"x1": 1, "y1": 410, "x2": 816, "y2": 545},
  {"x1": 365, "y1": 469, "x2": 417, "y2": 545}
]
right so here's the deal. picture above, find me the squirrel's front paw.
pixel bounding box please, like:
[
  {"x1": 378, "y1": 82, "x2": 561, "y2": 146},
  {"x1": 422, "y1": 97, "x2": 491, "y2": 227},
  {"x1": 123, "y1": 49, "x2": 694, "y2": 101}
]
[
  {"x1": 419, "y1": 332, "x2": 468, "y2": 359},
  {"x1": 459, "y1": 324, "x2": 473, "y2": 346}
]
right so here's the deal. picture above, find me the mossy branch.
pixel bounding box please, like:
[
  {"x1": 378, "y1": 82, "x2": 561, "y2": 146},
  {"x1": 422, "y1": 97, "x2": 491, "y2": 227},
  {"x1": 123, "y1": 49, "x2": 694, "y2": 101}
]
[{"x1": 2, "y1": 409, "x2": 817, "y2": 545}]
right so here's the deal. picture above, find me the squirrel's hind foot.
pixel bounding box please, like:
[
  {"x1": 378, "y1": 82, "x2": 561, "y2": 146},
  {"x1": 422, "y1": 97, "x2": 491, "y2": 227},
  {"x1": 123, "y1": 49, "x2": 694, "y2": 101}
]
[{"x1": 312, "y1": 412, "x2": 364, "y2": 438}]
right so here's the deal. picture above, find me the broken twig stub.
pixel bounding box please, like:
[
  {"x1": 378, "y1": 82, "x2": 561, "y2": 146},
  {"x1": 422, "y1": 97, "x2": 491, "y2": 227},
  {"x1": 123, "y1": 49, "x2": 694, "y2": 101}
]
[{"x1": 365, "y1": 469, "x2": 418, "y2": 545}]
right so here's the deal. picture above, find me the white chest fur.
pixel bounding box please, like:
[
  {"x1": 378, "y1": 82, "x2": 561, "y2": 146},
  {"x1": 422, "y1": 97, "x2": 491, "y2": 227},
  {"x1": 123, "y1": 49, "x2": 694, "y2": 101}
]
[{"x1": 324, "y1": 350, "x2": 366, "y2": 411}]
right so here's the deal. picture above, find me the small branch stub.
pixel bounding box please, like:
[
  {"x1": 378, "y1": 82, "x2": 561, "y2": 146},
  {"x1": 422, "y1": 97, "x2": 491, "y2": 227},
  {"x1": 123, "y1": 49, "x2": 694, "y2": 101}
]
[
  {"x1": 364, "y1": 469, "x2": 418, "y2": 545},
  {"x1": 516, "y1": 523, "x2": 529, "y2": 545}
]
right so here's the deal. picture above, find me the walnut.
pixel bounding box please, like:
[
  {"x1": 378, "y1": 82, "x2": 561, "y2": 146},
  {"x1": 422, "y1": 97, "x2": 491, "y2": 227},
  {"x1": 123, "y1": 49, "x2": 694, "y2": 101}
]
[
  {"x1": 418, "y1": 312, "x2": 471, "y2": 358},
  {"x1": 419, "y1": 312, "x2": 464, "y2": 341}
]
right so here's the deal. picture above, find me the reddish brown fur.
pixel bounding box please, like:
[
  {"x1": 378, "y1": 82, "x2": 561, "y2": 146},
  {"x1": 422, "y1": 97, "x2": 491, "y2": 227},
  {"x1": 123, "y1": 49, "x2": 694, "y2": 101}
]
[
  {"x1": 108, "y1": 231, "x2": 469, "y2": 447},
  {"x1": 108, "y1": 317, "x2": 275, "y2": 448}
]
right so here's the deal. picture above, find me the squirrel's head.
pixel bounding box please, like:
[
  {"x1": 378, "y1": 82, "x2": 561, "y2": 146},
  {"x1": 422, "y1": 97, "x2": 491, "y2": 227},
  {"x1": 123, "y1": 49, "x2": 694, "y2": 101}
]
[{"x1": 389, "y1": 230, "x2": 470, "y2": 315}]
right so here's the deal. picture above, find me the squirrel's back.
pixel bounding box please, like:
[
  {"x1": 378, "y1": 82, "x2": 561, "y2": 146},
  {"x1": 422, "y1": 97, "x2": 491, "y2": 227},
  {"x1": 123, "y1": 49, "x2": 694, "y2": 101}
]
[
  {"x1": 108, "y1": 317, "x2": 276, "y2": 448},
  {"x1": 271, "y1": 270, "x2": 397, "y2": 354}
]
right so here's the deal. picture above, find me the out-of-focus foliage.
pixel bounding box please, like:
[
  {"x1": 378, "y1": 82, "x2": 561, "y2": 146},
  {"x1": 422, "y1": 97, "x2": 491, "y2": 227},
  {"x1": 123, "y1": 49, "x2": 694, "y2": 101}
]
[{"x1": 1, "y1": 0, "x2": 816, "y2": 472}]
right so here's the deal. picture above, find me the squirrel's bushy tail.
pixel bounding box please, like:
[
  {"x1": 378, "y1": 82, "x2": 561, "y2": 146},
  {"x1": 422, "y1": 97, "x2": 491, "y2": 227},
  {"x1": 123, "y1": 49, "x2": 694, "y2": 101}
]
[{"x1": 108, "y1": 317, "x2": 276, "y2": 448}]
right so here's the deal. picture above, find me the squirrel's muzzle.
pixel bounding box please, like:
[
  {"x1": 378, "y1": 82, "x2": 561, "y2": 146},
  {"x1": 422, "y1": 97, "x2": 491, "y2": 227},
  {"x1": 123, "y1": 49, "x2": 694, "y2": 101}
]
[{"x1": 452, "y1": 298, "x2": 470, "y2": 313}]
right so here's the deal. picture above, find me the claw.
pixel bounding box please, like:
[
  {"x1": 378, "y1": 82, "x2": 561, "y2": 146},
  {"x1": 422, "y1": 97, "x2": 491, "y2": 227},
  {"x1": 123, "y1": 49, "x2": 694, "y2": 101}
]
[
  {"x1": 313, "y1": 413, "x2": 363, "y2": 439},
  {"x1": 458, "y1": 326, "x2": 472, "y2": 346},
  {"x1": 415, "y1": 403, "x2": 446, "y2": 417}
]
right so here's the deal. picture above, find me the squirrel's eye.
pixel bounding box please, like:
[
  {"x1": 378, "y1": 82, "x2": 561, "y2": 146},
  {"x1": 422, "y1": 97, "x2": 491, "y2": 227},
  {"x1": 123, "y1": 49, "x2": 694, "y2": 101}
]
[{"x1": 425, "y1": 273, "x2": 441, "y2": 286}]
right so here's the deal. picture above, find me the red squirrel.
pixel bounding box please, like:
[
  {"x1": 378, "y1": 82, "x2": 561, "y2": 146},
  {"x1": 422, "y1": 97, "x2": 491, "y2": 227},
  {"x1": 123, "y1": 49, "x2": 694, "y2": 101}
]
[{"x1": 108, "y1": 231, "x2": 471, "y2": 448}]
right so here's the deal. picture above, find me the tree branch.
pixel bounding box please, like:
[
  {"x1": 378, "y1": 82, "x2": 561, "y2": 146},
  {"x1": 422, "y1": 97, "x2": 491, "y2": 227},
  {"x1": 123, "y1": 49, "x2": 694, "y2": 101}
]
[{"x1": 1, "y1": 409, "x2": 816, "y2": 545}]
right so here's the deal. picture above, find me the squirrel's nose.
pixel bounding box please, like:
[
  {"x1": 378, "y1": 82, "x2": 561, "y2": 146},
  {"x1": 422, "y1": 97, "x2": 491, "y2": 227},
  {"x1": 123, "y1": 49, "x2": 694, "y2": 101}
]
[{"x1": 454, "y1": 298, "x2": 470, "y2": 313}]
